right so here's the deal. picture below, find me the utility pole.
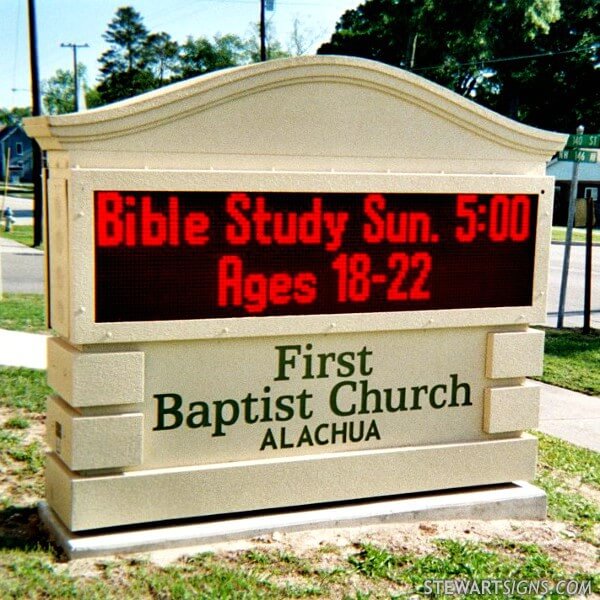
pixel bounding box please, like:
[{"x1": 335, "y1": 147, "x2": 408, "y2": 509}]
[
  {"x1": 61, "y1": 42, "x2": 89, "y2": 112},
  {"x1": 260, "y1": 0, "x2": 266, "y2": 61},
  {"x1": 27, "y1": 0, "x2": 43, "y2": 247},
  {"x1": 260, "y1": 0, "x2": 275, "y2": 62},
  {"x1": 583, "y1": 190, "x2": 593, "y2": 334}
]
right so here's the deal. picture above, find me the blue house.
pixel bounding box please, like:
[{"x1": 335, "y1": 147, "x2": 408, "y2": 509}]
[{"x1": 0, "y1": 125, "x2": 34, "y2": 183}]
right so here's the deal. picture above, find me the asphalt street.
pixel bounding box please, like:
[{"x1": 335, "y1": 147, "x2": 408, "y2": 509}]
[
  {"x1": 546, "y1": 242, "x2": 600, "y2": 329},
  {"x1": 1, "y1": 250, "x2": 44, "y2": 294},
  {"x1": 1, "y1": 196, "x2": 599, "y2": 328},
  {"x1": 1, "y1": 196, "x2": 44, "y2": 294}
]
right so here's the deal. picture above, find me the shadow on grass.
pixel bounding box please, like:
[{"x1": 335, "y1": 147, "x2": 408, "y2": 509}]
[{"x1": 0, "y1": 504, "x2": 53, "y2": 552}]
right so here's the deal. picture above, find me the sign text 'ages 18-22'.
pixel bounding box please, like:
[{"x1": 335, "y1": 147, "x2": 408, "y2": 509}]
[{"x1": 94, "y1": 191, "x2": 538, "y2": 323}]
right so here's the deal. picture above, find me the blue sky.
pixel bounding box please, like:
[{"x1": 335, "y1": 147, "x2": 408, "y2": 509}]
[{"x1": 1, "y1": 0, "x2": 360, "y2": 110}]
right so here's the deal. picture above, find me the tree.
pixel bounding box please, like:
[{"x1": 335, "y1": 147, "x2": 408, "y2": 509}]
[
  {"x1": 318, "y1": 0, "x2": 417, "y2": 66},
  {"x1": 246, "y1": 19, "x2": 290, "y2": 62},
  {"x1": 287, "y1": 17, "x2": 324, "y2": 56},
  {"x1": 176, "y1": 34, "x2": 248, "y2": 80},
  {"x1": 42, "y1": 68, "x2": 76, "y2": 114},
  {"x1": 146, "y1": 32, "x2": 179, "y2": 85},
  {"x1": 42, "y1": 64, "x2": 91, "y2": 114},
  {"x1": 318, "y1": 0, "x2": 597, "y2": 130},
  {"x1": 93, "y1": 6, "x2": 302, "y2": 105},
  {"x1": 481, "y1": 0, "x2": 599, "y2": 130},
  {"x1": 0, "y1": 107, "x2": 31, "y2": 126},
  {"x1": 85, "y1": 88, "x2": 104, "y2": 110},
  {"x1": 97, "y1": 6, "x2": 157, "y2": 104},
  {"x1": 213, "y1": 34, "x2": 250, "y2": 68}
]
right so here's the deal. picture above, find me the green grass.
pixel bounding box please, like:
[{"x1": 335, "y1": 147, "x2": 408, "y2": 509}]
[
  {"x1": 0, "y1": 293, "x2": 46, "y2": 332},
  {"x1": 552, "y1": 226, "x2": 600, "y2": 244},
  {"x1": 533, "y1": 431, "x2": 600, "y2": 542},
  {"x1": 0, "y1": 551, "x2": 107, "y2": 599},
  {"x1": 0, "y1": 225, "x2": 38, "y2": 248},
  {"x1": 0, "y1": 430, "x2": 45, "y2": 476},
  {"x1": 348, "y1": 538, "x2": 555, "y2": 584},
  {"x1": 4, "y1": 416, "x2": 30, "y2": 429},
  {"x1": 347, "y1": 538, "x2": 598, "y2": 597},
  {"x1": 0, "y1": 549, "x2": 323, "y2": 599},
  {"x1": 1, "y1": 183, "x2": 33, "y2": 199},
  {"x1": 0, "y1": 366, "x2": 51, "y2": 413},
  {"x1": 0, "y1": 352, "x2": 50, "y2": 509},
  {"x1": 536, "y1": 471, "x2": 600, "y2": 543},
  {"x1": 536, "y1": 431, "x2": 599, "y2": 487},
  {"x1": 535, "y1": 327, "x2": 600, "y2": 396},
  {"x1": 0, "y1": 425, "x2": 46, "y2": 510}
]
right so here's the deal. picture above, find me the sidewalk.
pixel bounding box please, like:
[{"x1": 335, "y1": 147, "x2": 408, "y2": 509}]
[
  {"x1": 536, "y1": 381, "x2": 600, "y2": 452},
  {"x1": 0, "y1": 328, "x2": 47, "y2": 369},
  {"x1": 0, "y1": 326, "x2": 598, "y2": 453},
  {"x1": 0, "y1": 230, "x2": 45, "y2": 295},
  {"x1": 0, "y1": 234, "x2": 43, "y2": 255}
]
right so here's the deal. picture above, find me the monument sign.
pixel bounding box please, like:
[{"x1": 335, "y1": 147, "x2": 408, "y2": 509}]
[{"x1": 25, "y1": 57, "x2": 565, "y2": 534}]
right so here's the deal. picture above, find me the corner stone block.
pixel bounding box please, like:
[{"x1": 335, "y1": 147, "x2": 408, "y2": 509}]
[
  {"x1": 47, "y1": 337, "x2": 144, "y2": 407},
  {"x1": 47, "y1": 395, "x2": 143, "y2": 471},
  {"x1": 483, "y1": 382, "x2": 540, "y2": 433},
  {"x1": 486, "y1": 329, "x2": 544, "y2": 379}
]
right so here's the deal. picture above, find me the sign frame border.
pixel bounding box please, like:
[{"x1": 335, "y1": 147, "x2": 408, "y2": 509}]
[{"x1": 65, "y1": 169, "x2": 553, "y2": 344}]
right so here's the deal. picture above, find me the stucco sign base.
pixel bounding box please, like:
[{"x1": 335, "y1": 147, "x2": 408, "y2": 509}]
[
  {"x1": 25, "y1": 56, "x2": 565, "y2": 551},
  {"x1": 39, "y1": 481, "x2": 546, "y2": 560}
]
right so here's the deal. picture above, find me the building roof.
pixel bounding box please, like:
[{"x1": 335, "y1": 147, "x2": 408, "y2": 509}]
[{"x1": 0, "y1": 125, "x2": 26, "y2": 143}]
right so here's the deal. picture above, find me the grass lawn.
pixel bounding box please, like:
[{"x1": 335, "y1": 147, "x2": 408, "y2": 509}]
[
  {"x1": 534, "y1": 327, "x2": 600, "y2": 396},
  {"x1": 0, "y1": 296, "x2": 597, "y2": 597},
  {"x1": 0, "y1": 225, "x2": 39, "y2": 248},
  {"x1": 0, "y1": 294, "x2": 46, "y2": 333},
  {"x1": 1, "y1": 183, "x2": 33, "y2": 199},
  {"x1": 552, "y1": 226, "x2": 600, "y2": 244}
]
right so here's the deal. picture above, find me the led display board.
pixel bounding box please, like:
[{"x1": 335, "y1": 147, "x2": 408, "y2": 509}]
[{"x1": 95, "y1": 191, "x2": 538, "y2": 323}]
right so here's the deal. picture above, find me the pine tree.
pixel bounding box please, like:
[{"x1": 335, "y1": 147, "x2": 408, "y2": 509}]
[{"x1": 97, "y1": 6, "x2": 156, "y2": 104}]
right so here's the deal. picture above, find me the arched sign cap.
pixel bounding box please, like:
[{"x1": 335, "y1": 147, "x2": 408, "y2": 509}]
[{"x1": 26, "y1": 55, "x2": 565, "y2": 175}]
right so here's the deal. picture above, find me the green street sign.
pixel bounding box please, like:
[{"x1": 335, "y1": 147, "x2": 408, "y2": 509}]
[
  {"x1": 566, "y1": 133, "x2": 600, "y2": 149},
  {"x1": 557, "y1": 149, "x2": 598, "y2": 163}
]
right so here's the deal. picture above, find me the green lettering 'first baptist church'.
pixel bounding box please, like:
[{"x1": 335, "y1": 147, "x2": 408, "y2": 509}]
[{"x1": 153, "y1": 344, "x2": 472, "y2": 450}]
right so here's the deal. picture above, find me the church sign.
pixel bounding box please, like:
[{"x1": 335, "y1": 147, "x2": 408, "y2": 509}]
[{"x1": 25, "y1": 56, "x2": 565, "y2": 532}]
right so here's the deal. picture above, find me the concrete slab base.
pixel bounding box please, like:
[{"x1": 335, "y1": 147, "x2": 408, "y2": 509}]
[{"x1": 39, "y1": 481, "x2": 546, "y2": 560}]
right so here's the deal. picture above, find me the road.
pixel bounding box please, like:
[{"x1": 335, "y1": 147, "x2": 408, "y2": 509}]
[
  {"x1": 1, "y1": 196, "x2": 598, "y2": 327},
  {"x1": 0, "y1": 196, "x2": 44, "y2": 294},
  {"x1": 546, "y1": 242, "x2": 600, "y2": 328},
  {"x1": 0, "y1": 248, "x2": 44, "y2": 294},
  {"x1": 1, "y1": 195, "x2": 36, "y2": 226}
]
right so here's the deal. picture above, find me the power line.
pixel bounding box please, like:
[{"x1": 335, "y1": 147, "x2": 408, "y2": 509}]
[{"x1": 413, "y1": 47, "x2": 593, "y2": 73}]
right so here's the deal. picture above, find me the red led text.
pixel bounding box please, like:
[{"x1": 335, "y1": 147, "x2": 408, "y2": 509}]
[
  {"x1": 218, "y1": 256, "x2": 317, "y2": 314},
  {"x1": 225, "y1": 193, "x2": 348, "y2": 251},
  {"x1": 96, "y1": 191, "x2": 210, "y2": 247},
  {"x1": 455, "y1": 194, "x2": 532, "y2": 243},
  {"x1": 363, "y1": 194, "x2": 439, "y2": 243}
]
